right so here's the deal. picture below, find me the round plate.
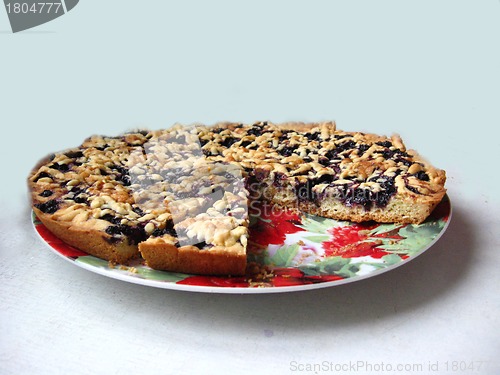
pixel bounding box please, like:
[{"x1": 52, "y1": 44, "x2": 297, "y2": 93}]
[{"x1": 32, "y1": 195, "x2": 451, "y2": 294}]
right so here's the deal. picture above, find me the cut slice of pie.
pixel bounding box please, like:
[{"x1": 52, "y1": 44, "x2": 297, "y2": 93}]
[
  {"x1": 28, "y1": 121, "x2": 446, "y2": 275},
  {"x1": 198, "y1": 121, "x2": 446, "y2": 225},
  {"x1": 29, "y1": 127, "x2": 249, "y2": 275}
]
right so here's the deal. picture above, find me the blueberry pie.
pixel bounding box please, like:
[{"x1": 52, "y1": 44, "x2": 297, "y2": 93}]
[{"x1": 28, "y1": 121, "x2": 446, "y2": 275}]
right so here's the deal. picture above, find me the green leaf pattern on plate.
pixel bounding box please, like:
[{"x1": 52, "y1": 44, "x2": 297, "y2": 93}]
[
  {"x1": 298, "y1": 214, "x2": 346, "y2": 234},
  {"x1": 299, "y1": 257, "x2": 355, "y2": 278},
  {"x1": 75, "y1": 256, "x2": 189, "y2": 282},
  {"x1": 302, "y1": 235, "x2": 331, "y2": 243},
  {"x1": 368, "y1": 220, "x2": 446, "y2": 257},
  {"x1": 76, "y1": 256, "x2": 110, "y2": 268},
  {"x1": 134, "y1": 268, "x2": 189, "y2": 282},
  {"x1": 267, "y1": 244, "x2": 300, "y2": 267}
]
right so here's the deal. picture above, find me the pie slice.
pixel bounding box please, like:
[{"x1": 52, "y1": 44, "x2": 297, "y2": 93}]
[
  {"x1": 28, "y1": 121, "x2": 446, "y2": 275},
  {"x1": 29, "y1": 127, "x2": 249, "y2": 275},
  {"x1": 198, "y1": 121, "x2": 447, "y2": 224}
]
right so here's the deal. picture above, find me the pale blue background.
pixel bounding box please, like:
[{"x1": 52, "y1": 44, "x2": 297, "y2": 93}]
[
  {"x1": 1, "y1": 1, "x2": 500, "y2": 375},
  {"x1": 1, "y1": 0, "x2": 499, "y2": 210}
]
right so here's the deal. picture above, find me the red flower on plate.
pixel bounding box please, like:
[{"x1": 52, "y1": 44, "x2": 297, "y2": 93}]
[
  {"x1": 270, "y1": 268, "x2": 345, "y2": 287},
  {"x1": 322, "y1": 223, "x2": 391, "y2": 259},
  {"x1": 177, "y1": 268, "x2": 347, "y2": 288},
  {"x1": 305, "y1": 275, "x2": 345, "y2": 283},
  {"x1": 271, "y1": 268, "x2": 309, "y2": 287},
  {"x1": 249, "y1": 203, "x2": 304, "y2": 247},
  {"x1": 176, "y1": 275, "x2": 249, "y2": 288},
  {"x1": 35, "y1": 223, "x2": 88, "y2": 258}
]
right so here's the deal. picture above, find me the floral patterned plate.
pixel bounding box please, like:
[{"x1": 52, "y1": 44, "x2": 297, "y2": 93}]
[{"x1": 33, "y1": 195, "x2": 451, "y2": 293}]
